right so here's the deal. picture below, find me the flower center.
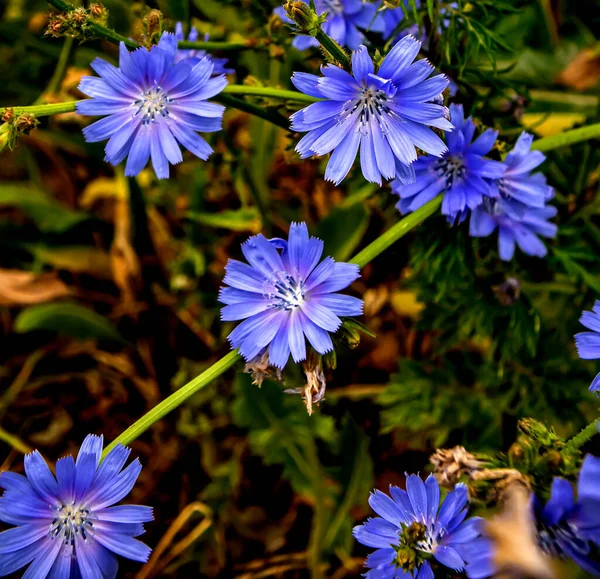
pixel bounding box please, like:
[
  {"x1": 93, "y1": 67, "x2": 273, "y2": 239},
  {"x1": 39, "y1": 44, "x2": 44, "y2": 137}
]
[
  {"x1": 133, "y1": 85, "x2": 172, "y2": 125},
  {"x1": 538, "y1": 521, "x2": 587, "y2": 559},
  {"x1": 265, "y1": 271, "x2": 305, "y2": 311},
  {"x1": 340, "y1": 86, "x2": 392, "y2": 135},
  {"x1": 436, "y1": 155, "x2": 466, "y2": 187},
  {"x1": 50, "y1": 503, "x2": 94, "y2": 546}
]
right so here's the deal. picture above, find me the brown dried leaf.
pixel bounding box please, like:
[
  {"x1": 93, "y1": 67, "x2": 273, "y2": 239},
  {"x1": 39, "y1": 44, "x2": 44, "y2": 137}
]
[
  {"x1": 557, "y1": 46, "x2": 600, "y2": 90},
  {"x1": 0, "y1": 269, "x2": 70, "y2": 306}
]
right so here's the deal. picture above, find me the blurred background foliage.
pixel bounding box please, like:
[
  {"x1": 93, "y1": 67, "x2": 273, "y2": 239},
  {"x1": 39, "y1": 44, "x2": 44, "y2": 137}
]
[{"x1": 1, "y1": 0, "x2": 600, "y2": 577}]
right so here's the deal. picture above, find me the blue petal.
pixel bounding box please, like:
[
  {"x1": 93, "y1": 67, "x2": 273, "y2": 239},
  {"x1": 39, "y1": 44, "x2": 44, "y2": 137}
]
[
  {"x1": 406, "y1": 475, "x2": 428, "y2": 524},
  {"x1": 56, "y1": 456, "x2": 76, "y2": 503},
  {"x1": 223, "y1": 260, "x2": 267, "y2": 293},
  {"x1": 124, "y1": 127, "x2": 152, "y2": 176},
  {"x1": 75, "y1": 540, "x2": 103, "y2": 579},
  {"x1": 21, "y1": 537, "x2": 62, "y2": 579},
  {"x1": 425, "y1": 475, "x2": 440, "y2": 527},
  {"x1": 288, "y1": 311, "x2": 306, "y2": 362},
  {"x1": 353, "y1": 517, "x2": 399, "y2": 549},
  {"x1": 0, "y1": 524, "x2": 49, "y2": 554},
  {"x1": 85, "y1": 541, "x2": 119, "y2": 578},
  {"x1": 309, "y1": 262, "x2": 360, "y2": 294},
  {"x1": 497, "y1": 228, "x2": 516, "y2": 261},
  {"x1": 368, "y1": 489, "x2": 407, "y2": 527},
  {"x1": 93, "y1": 532, "x2": 151, "y2": 563},
  {"x1": 241, "y1": 234, "x2": 285, "y2": 276},
  {"x1": 352, "y1": 45, "x2": 374, "y2": 84},
  {"x1": 416, "y1": 561, "x2": 434, "y2": 579},
  {"x1": 324, "y1": 128, "x2": 361, "y2": 185},
  {"x1": 268, "y1": 322, "x2": 292, "y2": 368},
  {"x1": 433, "y1": 545, "x2": 465, "y2": 571},
  {"x1": 378, "y1": 35, "x2": 421, "y2": 80},
  {"x1": 298, "y1": 312, "x2": 333, "y2": 355},
  {"x1": 24, "y1": 451, "x2": 59, "y2": 505},
  {"x1": 301, "y1": 300, "x2": 341, "y2": 332},
  {"x1": 0, "y1": 540, "x2": 48, "y2": 576},
  {"x1": 311, "y1": 294, "x2": 362, "y2": 317},
  {"x1": 291, "y1": 72, "x2": 324, "y2": 98},
  {"x1": 86, "y1": 459, "x2": 142, "y2": 510},
  {"x1": 169, "y1": 123, "x2": 213, "y2": 160}
]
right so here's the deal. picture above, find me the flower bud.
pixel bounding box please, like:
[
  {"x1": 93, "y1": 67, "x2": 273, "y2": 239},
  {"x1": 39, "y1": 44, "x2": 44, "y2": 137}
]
[
  {"x1": 143, "y1": 9, "x2": 164, "y2": 45},
  {"x1": 284, "y1": 0, "x2": 320, "y2": 34},
  {"x1": 518, "y1": 418, "x2": 557, "y2": 447},
  {"x1": 0, "y1": 123, "x2": 11, "y2": 153},
  {"x1": 89, "y1": 3, "x2": 108, "y2": 25}
]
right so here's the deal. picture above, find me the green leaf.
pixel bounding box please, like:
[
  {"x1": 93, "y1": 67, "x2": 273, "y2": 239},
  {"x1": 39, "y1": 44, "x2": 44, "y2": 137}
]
[
  {"x1": 317, "y1": 204, "x2": 369, "y2": 262},
  {"x1": 553, "y1": 248, "x2": 600, "y2": 294},
  {"x1": 0, "y1": 185, "x2": 91, "y2": 233},
  {"x1": 186, "y1": 207, "x2": 262, "y2": 232},
  {"x1": 14, "y1": 303, "x2": 125, "y2": 343}
]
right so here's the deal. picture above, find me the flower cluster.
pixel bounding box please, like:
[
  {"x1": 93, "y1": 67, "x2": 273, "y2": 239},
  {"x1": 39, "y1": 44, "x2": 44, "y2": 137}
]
[
  {"x1": 274, "y1": 0, "x2": 403, "y2": 50},
  {"x1": 393, "y1": 104, "x2": 557, "y2": 261},
  {"x1": 219, "y1": 222, "x2": 363, "y2": 368},
  {"x1": 575, "y1": 299, "x2": 600, "y2": 392},
  {"x1": 291, "y1": 36, "x2": 452, "y2": 186},
  {"x1": 0, "y1": 435, "x2": 152, "y2": 578},
  {"x1": 353, "y1": 474, "x2": 489, "y2": 578},
  {"x1": 77, "y1": 31, "x2": 227, "y2": 179}
]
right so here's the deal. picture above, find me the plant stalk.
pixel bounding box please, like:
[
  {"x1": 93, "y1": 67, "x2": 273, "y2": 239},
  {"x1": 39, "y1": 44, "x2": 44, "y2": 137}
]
[{"x1": 564, "y1": 418, "x2": 599, "y2": 453}]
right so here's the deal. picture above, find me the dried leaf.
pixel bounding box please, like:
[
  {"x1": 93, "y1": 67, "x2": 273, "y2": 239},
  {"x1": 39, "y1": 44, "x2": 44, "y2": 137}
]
[
  {"x1": 0, "y1": 269, "x2": 70, "y2": 305},
  {"x1": 557, "y1": 46, "x2": 600, "y2": 90}
]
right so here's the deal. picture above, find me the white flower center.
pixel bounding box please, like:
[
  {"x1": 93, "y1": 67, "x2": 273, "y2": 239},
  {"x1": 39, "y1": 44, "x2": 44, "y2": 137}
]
[
  {"x1": 340, "y1": 86, "x2": 392, "y2": 136},
  {"x1": 50, "y1": 503, "x2": 94, "y2": 546},
  {"x1": 133, "y1": 85, "x2": 172, "y2": 125},
  {"x1": 265, "y1": 272, "x2": 305, "y2": 311}
]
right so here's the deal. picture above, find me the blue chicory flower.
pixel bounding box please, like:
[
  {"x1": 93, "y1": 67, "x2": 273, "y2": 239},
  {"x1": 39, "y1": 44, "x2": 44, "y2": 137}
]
[
  {"x1": 469, "y1": 199, "x2": 557, "y2": 261},
  {"x1": 490, "y1": 131, "x2": 553, "y2": 219},
  {"x1": 393, "y1": 103, "x2": 505, "y2": 222},
  {"x1": 174, "y1": 22, "x2": 234, "y2": 75},
  {"x1": 575, "y1": 300, "x2": 600, "y2": 391},
  {"x1": 291, "y1": 37, "x2": 452, "y2": 186},
  {"x1": 274, "y1": 0, "x2": 390, "y2": 50},
  {"x1": 77, "y1": 32, "x2": 227, "y2": 179},
  {"x1": 0, "y1": 434, "x2": 153, "y2": 578},
  {"x1": 532, "y1": 455, "x2": 600, "y2": 577},
  {"x1": 353, "y1": 474, "x2": 489, "y2": 578},
  {"x1": 219, "y1": 222, "x2": 363, "y2": 368}
]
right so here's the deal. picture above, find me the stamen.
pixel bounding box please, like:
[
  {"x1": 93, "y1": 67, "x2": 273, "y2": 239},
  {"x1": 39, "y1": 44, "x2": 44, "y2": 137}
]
[
  {"x1": 132, "y1": 85, "x2": 173, "y2": 125},
  {"x1": 49, "y1": 503, "x2": 94, "y2": 547},
  {"x1": 265, "y1": 272, "x2": 305, "y2": 311}
]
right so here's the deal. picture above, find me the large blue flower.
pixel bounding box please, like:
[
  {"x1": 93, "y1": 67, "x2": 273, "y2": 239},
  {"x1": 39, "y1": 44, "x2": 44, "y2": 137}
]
[
  {"x1": 219, "y1": 222, "x2": 363, "y2": 368},
  {"x1": 469, "y1": 199, "x2": 557, "y2": 261},
  {"x1": 353, "y1": 475, "x2": 488, "y2": 578},
  {"x1": 0, "y1": 434, "x2": 152, "y2": 578},
  {"x1": 274, "y1": 0, "x2": 391, "y2": 50},
  {"x1": 393, "y1": 103, "x2": 505, "y2": 222},
  {"x1": 77, "y1": 32, "x2": 227, "y2": 179},
  {"x1": 490, "y1": 131, "x2": 553, "y2": 218},
  {"x1": 174, "y1": 22, "x2": 233, "y2": 75},
  {"x1": 575, "y1": 300, "x2": 600, "y2": 391},
  {"x1": 291, "y1": 37, "x2": 452, "y2": 186},
  {"x1": 534, "y1": 455, "x2": 600, "y2": 576}
]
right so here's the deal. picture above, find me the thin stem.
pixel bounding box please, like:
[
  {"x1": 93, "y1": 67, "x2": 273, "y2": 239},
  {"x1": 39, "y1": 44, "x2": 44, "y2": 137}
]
[
  {"x1": 0, "y1": 426, "x2": 31, "y2": 455},
  {"x1": 224, "y1": 85, "x2": 320, "y2": 104},
  {"x1": 349, "y1": 195, "x2": 443, "y2": 268},
  {"x1": 532, "y1": 123, "x2": 600, "y2": 152},
  {"x1": 101, "y1": 350, "x2": 241, "y2": 459},
  {"x1": 178, "y1": 40, "x2": 263, "y2": 51},
  {"x1": 215, "y1": 94, "x2": 290, "y2": 130},
  {"x1": 0, "y1": 101, "x2": 78, "y2": 117},
  {"x1": 564, "y1": 419, "x2": 599, "y2": 453},
  {"x1": 45, "y1": 0, "x2": 139, "y2": 49}
]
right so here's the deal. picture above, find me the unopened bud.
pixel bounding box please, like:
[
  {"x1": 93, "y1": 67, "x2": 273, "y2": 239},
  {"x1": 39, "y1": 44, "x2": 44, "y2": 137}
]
[
  {"x1": 45, "y1": 13, "x2": 67, "y2": 37},
  {"x1": 518, "y1": 418, "x2": 557, "y2": 447},
  {"x1": 1, "y1": 108, "x2": 14, "y2": 123},
  {"x1": 88, "y1": 3, "x2": 108, "y2": 24},
  {"x1": 14, "y1": 113, "x2": 38, "y2": 136},
  {"x1": 69, "y1": 7, "x2": 88, "y2": 26},
  {"x1": 143, "y1": 9, "x2": 164, "y2": 45},
  {"x1": 284, "y1": 0, "x2": 319, "y2": 34}
]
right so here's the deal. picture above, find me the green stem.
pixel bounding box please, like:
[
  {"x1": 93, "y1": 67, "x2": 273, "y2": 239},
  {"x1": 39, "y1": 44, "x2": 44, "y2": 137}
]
[
  {"x1": 0, "y1": 101, "x2": 78, "y2": 117},
  {"x1": 349, "y1": 195, "x2": 443, "y2": 268},
  {"x1": 215, "y1": 94, "x2": 289, "y2": 130},
  {"x1": 101, "y1": 350, "x2": 241, "y2": 459},
  {"x1": 36, "y1": 36, "x2": 74, "y2": 102},
  {"x1": 314, "y1": 29, "x2": 351, "y2": 70},
  {"x1": 178, "y1": 40, "x2": 263, "y2": 51},
  {"x1": 564, "y1": 419, "x2": 599, "y2": 453},
  {"x1": 532, "y1": 123, "x2": 600, "y2": 153},
  {"x1": 224, "y1": 85, "x2": 320, "y2": 103},
  {"x1": 45, "y1": 0, "x2": 140, "y2": 49}
]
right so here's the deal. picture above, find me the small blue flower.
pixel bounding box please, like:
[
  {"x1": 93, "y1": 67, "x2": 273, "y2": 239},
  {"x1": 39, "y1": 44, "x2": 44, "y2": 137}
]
[
  {"x1": 534, "y1": 455, "x2": 600, "y2": 576},
  {"x1": 0, "y1": 434, "x2": 153, "y2": 578},
  {"x1": 274, "y1": 0, "x2": 389, "y2": 50},
  {"x1": 393, "y1": 103, "x2": 505, "y2": 222},
  {"x1": 219, "y1": 222, "x2": 363, "y2": 368},
  {"x1": 77, "y1": 32, "x2": 227, "y2": 179},
  {"x1": 291, "y1": 37, "x2": 452, "y2": 186},
  {"x1": 490, "y1": 131, "x2": 553, "y2": 218},
  {"x1": 353, "y1": 474, "x2": 488, "y2": 578},
  {"x1": 575, "y1": 300, "x2": 600, "y2": 391},
  {"x1": 469, "y1": 199, "x2": 557, "y2": 261},
  {"x1": 174, "y1": 22, "x2": 234, "y2": 75}
]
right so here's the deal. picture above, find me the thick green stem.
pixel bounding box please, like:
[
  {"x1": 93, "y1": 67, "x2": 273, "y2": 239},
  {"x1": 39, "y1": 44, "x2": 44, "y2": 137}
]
[
  {"x1": 178, "y1": 40, "x2": 263, "y2": 51},
  {"x1": 314, "y1": 29, "x2": 351, "y2": 69},
  {"x1": 532, "y1": 123, "x2": 600, "y2": 152},
  {"x1": 564, "y1": 419, "x2": 599, "y2": 453},
  {"x1": 349, "y1": 195, "x2": 443, "y2": 268},
  {"x1": 224, "y1": 85, "x2": 320, "y2": 104},
  {"x1": 0, "y1": 101, "x2": 78, "y2": 117},
  {"x1": 101, "y1": 350, "x2": 241, "y2": 459}
]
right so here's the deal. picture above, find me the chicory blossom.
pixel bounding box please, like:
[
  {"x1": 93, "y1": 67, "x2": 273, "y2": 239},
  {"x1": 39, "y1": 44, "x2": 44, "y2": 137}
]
[
  {"x1": 469, "y1": 199, "x2": 557, "y2": 261},
  {"x1": 353, "y1": 474, "x2": 488, "y2": 578},
  {"x1": 77, "y1": 32, "x2": 227, "y2": 179},
  {"x1": 174, "y1": 22, "x2": 233, "y2": 75},
  {"x1": 0, "y1": 434, "x2": 152, "y2": 578},
  {"x1": 532, "y1": 455, "x2": 600, "y2": 576},
  {"x1": 575, "y1": 300, "x2": 600, "y2": 391},
  {"x1": 291, "y1": 36, "x2": 452, "y2": 186},
  {"x1": 393, "y1": 103, "x2": 505, "y2": 222},
  {"x1": 274, "y1": 0, "x2": 388, "y2": 50},
  {"x1": 219, "y1": 222, "x2": 363, "y2": 368}
]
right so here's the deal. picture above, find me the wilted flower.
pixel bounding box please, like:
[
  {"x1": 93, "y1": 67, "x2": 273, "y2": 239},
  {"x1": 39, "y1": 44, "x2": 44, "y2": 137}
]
[
  {"x1": 0, "y1": 434, "x2": 152, "y2": 578},
  {"x1": 291, "y1": 37, "x2": 451, "y2": 186},
  {"x1": 174, "y1": 22, "x2": 233, "y2": 75},
  {"x1": 532, "y1": 455, "x2": 600, "y2": 576},
  {"x1": 469, "y1": 199, "x2": 557, "y2": 261},
  {"x1": 275, "y1": 0, "x2": 391, "y2": 50},
  {"x1": 219, "y1": 222, "x2": 363, "y2": 368},
  {"x1": 77, "y1": 32, "x2": 227, "y2": 179},
  {"x1": 393, "y1": 103, "x2": 505, "y2": 222},
  {"x1": 353, "y1": 474, "x2": 489, "y2": 578},
  {"x1": 575, "y1": 300, "x2": 600, "y2": 391}
]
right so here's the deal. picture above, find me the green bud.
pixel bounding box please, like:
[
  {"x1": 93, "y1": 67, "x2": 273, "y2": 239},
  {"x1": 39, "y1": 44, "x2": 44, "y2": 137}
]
[
  {"x1": 518, "y1": 418, "x2": 557, "y2": 447},
  {"x1": 284, "y1": 0, "x2": 320, "y2": 35}
]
